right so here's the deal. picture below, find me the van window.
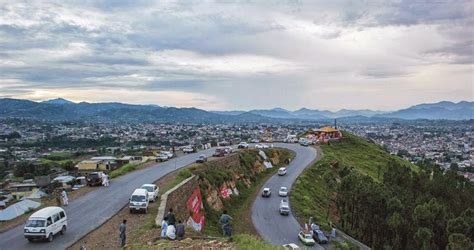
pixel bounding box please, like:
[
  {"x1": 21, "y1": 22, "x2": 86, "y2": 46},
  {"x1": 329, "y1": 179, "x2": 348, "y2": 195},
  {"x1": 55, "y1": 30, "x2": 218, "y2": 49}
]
[
  {"x1": 131, "y1": 195, "x2": 146, "y2": 202},
  {"x1": 52, "y1": 213, "x2": 60, "y2": 222},
  {"x1": 59, "y1": 211, "x2": 65, "y2": 219},
  {"x1": 47, "y1": 217, "x2": 52, "y2": 226}
]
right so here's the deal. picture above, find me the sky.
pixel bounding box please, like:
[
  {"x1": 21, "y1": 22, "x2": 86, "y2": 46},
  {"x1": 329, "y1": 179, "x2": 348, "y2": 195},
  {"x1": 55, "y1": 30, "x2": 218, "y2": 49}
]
[{"x1": 0, "y1": 0, "x2": 472, "y2": 111}]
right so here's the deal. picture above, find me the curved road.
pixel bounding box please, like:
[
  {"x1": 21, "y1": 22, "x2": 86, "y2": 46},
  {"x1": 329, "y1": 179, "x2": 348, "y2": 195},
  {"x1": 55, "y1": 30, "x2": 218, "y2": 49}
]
[
  {"x1": 251, "y1": 143, "x2": 322, "y2": 249},
  {"x1": 0, "y1": 148, "x2": 218, "y2": 250}
]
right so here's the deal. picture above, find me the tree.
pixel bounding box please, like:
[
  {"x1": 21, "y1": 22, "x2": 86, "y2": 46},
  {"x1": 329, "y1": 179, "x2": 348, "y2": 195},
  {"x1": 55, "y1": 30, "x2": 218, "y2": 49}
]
[
  {"x1": 414, "y1": 227, "x2": 433, "y2": 250},
  {"x1": 450, "y1": 163, "x2": 459, "y2": 171},
  {"x1": 447, "y1": 233, "x2": 473, "y2": 250}
]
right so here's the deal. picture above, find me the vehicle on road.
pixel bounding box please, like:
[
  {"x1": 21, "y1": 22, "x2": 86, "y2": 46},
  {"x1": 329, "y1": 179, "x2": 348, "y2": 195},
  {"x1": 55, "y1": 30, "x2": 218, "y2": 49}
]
[
  {"x1": 279, "y1": 186, "x2": 288, "y2": 197},
  {"x1": 278, "y1": 167, "x2": 287, "y2": 176},
  {"x1": 86, "y1": 172, "x2": 104, "y2": 186},
  {"x1": 182, "y1": 146, "x2": 196, "y2": 154},
  {"x1": 24, "y1": 206, "x2": 67, "y2": 242},
  {"x1": 298, "y1": 231, "x2": 316, "y2": 246},
  {"x1": 129, "y1": 188, "x2": 149, "y2": 213},
  {"x1": 161, "y1": 151, "x2": 175, "y2": 159},
  {"x1": 251, "y1": 138, "x2": 260, "y2": 143},
  {"x1": 196, "y1": 154, "x2": 208, "y2": 163},
  {"x1": 282, "y1": 243, "x2": 300, "y2": 249},
  {"x1": 312, "y1": 229, "x2": 329, "y2": 244},
  {"x1": 238, "y1": 142, "x2": 249, "y2": 149},
  {"x1": 280, "y1": 199, "x2": 290, "y2": 215},
  {"x1": 261, "y1": 187, "x2": 271, "y2": 197},
  {"x1": 140, "y1": 184, "x2": 159, "y2": 202},
  {"x1": 156, "y1": 153, "x2": 169, "y2": 162},
  {"x1": 255, "y1": 143, "x2": 269, "y2": 149},
  {"x1": 213, "y1": 147, "x2": 228, "y2": 157}
]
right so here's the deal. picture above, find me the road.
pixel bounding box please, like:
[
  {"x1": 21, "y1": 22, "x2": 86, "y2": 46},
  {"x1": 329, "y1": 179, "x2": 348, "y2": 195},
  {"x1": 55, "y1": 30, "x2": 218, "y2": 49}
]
[
  {"x1": 0, "y1": 148, "x2": 217, "y2": 250},
  {"x1": 251, "y1": 143, "x2": 323, "y2": 249}
]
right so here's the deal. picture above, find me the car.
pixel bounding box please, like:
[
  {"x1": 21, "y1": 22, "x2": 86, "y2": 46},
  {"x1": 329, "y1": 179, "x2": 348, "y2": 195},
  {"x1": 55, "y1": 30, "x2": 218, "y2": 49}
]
[
  {"x1": 312, "y1": 229, "x2": 329, "y2": 244},
  {"x1": 278, "y1": 167, "x2": 287, "y2": 176},
  {"x1": 279, "y1": 186, "x2": 288, "y2": 197},
  {"x1": 140, "y1": 184, "x2": 159, "y2": 202},
  {"x1": 298, "y1": 231, "x2": 316, "y2": 246},
  {"x1": 182, "y1": 146, "x2": 196, "y2": 154},
  {"x1": 213, "y1": 147, "x2": 226, "y2": 157},
  {"x1": 261, "y1": 187, "x2": 271, "y2": 197},
  {"x1": 238, "y1": 142, "x2": 249, "y2": 149},
  {"x1": 24, "y1": 206, "x2": 67, "y2": 242},
  {"x1": 196, "y1": 154, "x2": 207, "y2": 163},
  {"x1": 280, "y1": 199, "x2": 290, "y2": 215},
  {"x1": 282, "y1": 243, "x2": 300, "y2": 249},
  {"x1": 129, "y1": 188, "x2": 149, "y2": 213},
  {"x1": 156, "y1": 153, "x2": 169, "y2": 162},
  {"x1": 251, "y1": 138, "x2": 260, "y2": 143},
  {"x1": 86, "y1": 172, "x2": 104, "y2": 186},
  {"x1": 161, "y1": 151, "x2": 175, "y2": 159},
  {"x1": 299, "y1": 140, "x2": 309, "y2": 146},
  {"x1": 255, "y1": 143, "x2": 269, "y2": 149}
]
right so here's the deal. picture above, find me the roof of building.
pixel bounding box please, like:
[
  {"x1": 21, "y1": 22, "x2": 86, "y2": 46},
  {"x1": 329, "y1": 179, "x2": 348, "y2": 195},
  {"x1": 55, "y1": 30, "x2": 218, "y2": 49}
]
[{"x1": 316, "y1": 126, "x2": 339, "y2": 133}]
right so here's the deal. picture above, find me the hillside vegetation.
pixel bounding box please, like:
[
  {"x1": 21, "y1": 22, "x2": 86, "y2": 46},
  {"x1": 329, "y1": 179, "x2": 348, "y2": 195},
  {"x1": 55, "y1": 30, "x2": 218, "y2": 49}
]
[{"x1": 292, "y1": 132, "x2": 474, "y2": 249}]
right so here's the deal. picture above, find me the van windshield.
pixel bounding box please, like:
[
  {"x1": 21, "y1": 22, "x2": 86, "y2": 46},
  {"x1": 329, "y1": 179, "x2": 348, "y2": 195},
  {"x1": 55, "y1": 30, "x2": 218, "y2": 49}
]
[
  {"x1": 26, "y1": 219, "x2": 45, "y2": 228},
  {"x1": 131, "y1": 195, "x2": 146, "y2": 202}
]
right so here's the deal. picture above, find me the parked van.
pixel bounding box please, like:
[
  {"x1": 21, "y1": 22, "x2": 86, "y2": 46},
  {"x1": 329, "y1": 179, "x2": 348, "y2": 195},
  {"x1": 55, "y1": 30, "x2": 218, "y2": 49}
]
[
  {"x1": 24, "y1": 206, "x2": 67, "y2": 242},
  {"x1": 129, "y1": 188, "x2": 149, "y2": 213}
]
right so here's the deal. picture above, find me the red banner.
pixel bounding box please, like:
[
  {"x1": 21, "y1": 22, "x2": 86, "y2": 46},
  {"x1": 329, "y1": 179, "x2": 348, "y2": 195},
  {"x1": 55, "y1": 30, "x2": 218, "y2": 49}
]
[{"x1": 186, "y1": 187, "x2": 205, "y2": 231}]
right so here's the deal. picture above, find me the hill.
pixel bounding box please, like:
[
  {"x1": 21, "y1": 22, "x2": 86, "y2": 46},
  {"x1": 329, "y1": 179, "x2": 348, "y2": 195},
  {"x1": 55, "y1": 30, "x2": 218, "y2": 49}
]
[
  {"x1": 291, "y1": 132, "x2": 474, "y2": 249},
  {"x1": 0, "y1": 98, "x2": 277, "y2": 123},
  {"x1": 378, "y1": 101, "x2": 474, "y2": 120}
]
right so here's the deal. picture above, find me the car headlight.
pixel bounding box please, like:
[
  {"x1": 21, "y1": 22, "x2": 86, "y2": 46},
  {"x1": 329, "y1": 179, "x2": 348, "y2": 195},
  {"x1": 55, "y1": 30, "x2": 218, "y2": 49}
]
[
  {"x1": 40, "y1": 229, "x2": 45, "y2": 233},
  {"x1": 24, "y1": 229, "x2": 29, "y2": 233}
]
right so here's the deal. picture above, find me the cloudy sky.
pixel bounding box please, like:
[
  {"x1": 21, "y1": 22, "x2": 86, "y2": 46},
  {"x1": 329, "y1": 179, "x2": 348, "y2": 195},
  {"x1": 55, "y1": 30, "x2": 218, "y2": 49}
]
[{"x1": 0, "y1": 0, "x2": 472, "y2": 111}]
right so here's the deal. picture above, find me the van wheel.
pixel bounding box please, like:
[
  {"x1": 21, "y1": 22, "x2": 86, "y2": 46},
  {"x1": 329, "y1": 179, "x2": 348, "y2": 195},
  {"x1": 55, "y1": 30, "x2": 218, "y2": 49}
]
[
  {"x1": 60, "y1": 225, "x2": 66, "y2": 235},
  {"x1": 47, "y1": 233, "x2": 53, "y2": 242}
]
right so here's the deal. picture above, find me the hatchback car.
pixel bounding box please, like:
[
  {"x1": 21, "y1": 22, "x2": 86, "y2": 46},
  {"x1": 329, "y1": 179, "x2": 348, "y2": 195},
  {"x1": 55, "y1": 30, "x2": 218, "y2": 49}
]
[
  {"x1": 261, "y1": 187, "x2": 271, "y2": 197},
  {"x1": 279, "y1": 186, "x2": 288, "y2": 197},
  {"x1": 278, "y1": 167, "x2": 287, "y2": 176},
  {"x1": 196, "y1": 155, "x2": 207, "y2": 163},
  {"x1": 312, "y1": 229, "x2": 329, "y2": 244},
  {"x1": 298, "y1": 231, "x2": 316, "y2": 246},
  {"x1": 140, "y1": 184, "x2": 159, "y2": 202}
]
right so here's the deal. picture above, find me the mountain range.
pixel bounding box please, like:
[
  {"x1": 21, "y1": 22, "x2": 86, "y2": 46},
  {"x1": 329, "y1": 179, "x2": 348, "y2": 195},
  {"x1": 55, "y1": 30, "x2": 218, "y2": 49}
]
[{"x1": 0, "y1": 98, "x2": 472, "y2": 122}]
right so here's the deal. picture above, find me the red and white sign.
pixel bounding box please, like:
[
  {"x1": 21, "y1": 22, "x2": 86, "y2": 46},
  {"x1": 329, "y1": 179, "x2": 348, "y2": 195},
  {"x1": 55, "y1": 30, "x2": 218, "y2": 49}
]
[{"x1": 186, "y1": 187, "x2": 205, "y2": 231}]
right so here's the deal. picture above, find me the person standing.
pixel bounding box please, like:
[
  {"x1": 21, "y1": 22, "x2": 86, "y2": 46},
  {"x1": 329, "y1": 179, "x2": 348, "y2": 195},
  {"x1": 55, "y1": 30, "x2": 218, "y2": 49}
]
[
  {"x1": 176, "y1": 220, "x2": 185, "y2": 240},
  {"x1": 119, "y1": 220, "x2": 127, "y2": 247},
  {"x1": 61, "y1": 188, "x2": 69, "y2": 206},
  {"x1": 331, "y1": 227, "x2": 337, "y2": 238},
  {"x1": 219, "y1": 210, "x2": 233, "y2": 237},
  {"x1": 165, "y1": 208, "x2": 176, "y2": 226}
]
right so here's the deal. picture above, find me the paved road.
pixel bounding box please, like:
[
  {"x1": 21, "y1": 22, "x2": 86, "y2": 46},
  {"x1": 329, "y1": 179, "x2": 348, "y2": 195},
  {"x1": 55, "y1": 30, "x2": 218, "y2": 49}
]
[
  {"x1": 0, "y1": 148, "x2": 217, "y2": 250},
  {"x1": 251, "y1": 143, "x2": 324, "y2": 249}
]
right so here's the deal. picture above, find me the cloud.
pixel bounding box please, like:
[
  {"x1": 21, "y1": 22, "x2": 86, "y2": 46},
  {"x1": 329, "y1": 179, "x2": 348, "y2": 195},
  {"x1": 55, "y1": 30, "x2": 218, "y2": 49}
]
[{"x1": 0, "y1": 0, "x2": 472, "y2": 111}]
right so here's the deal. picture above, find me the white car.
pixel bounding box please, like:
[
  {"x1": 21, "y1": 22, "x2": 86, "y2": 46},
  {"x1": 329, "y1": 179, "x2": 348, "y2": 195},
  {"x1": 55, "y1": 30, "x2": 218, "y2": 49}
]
[
  {"x1": 280, "y1": 199, "x2": 290, "y2": 215},
  {"x1": 156, "y1": 153, "x2": 169, "y2": 162},
  {"x1": 161, "y1": 151, "x2": 175, "y2": 159},
  {"x1": 238, "y1": 142, "x2": 249, "y2": 149},
  {"x1": 279, "y1": 186, "x2": 288, "y2": 197},
  {"x1": 278, "y1": 167, "x2": 287, "y2": 176},
  {"x1": 129, "y1": 188, "x2": 149, "y2": 213},
  {"x1": 255, "y1": 143, "x2": 269, "y2": 149},
  {"x1": 141, "y1": 184, "x2": 159, "y2": 202},
  {"x1": 24, "y1": 206, "x2": 67, "y2": 242},
  {"x1": 182, "y1": 146, "x2": 196, "y2": 153},
  {"x1": 283, "y1": 243, "x2": 300, "y2": 249}
]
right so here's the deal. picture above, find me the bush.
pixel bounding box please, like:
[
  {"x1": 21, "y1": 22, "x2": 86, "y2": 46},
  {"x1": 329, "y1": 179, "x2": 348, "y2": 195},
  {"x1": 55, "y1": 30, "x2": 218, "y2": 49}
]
[
  {"x1": 234, "y1": 234, "x2": 281, "y2": 250},
  {"x1": 109, "y1": 163, "x2": 137, "y2": 178}
]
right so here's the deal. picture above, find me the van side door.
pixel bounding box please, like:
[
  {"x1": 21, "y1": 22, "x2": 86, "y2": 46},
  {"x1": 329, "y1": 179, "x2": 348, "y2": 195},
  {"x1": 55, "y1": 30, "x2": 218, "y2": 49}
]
[{"x1": 52, "y1": 213, "x2": 61, "y2": 234}]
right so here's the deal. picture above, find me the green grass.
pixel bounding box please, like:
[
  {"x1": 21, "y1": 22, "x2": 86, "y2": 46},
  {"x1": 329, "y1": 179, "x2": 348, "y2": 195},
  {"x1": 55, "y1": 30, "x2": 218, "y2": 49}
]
[
  {"x1": 291, "y1": 132, "x2": 417, "y2": 229},
  {"x1": 109, "y1": 163, "x2": 138, "y2": 178},
  {"x1": 234, "y1": 234, "x2": 282, "y2": 250}
]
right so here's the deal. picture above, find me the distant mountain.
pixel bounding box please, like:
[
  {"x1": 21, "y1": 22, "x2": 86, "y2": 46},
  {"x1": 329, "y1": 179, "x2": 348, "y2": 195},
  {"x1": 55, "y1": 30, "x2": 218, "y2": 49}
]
[
  {"x1": 248, "y1": 108, "x2": 296, "y2": 119},
  {"x1": 378, "y1": 101, "x2": 474, "y2": 120},
  {"x1": 42, "y1": 98, "x2": 74, "y2": 105},
  {"x1": 0, "y1": 98, "x2": 275, "y2": 123}
]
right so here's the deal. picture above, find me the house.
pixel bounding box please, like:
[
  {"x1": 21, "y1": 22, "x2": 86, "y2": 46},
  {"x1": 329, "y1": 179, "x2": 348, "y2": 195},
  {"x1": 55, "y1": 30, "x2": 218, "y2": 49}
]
[{"x1": 76, "y1": 156, "x2": 118, "y2": 172}]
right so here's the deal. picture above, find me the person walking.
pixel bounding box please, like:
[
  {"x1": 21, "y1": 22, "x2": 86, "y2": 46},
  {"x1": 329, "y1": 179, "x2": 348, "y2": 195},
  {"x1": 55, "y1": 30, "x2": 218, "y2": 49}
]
[
  {"x1": 102, "y1": 174, "x2": 109, "y2": 187},
  {"x1": 176, "y1": 220, "x2": 185, "y2": 240},
  {"x1": 119, "y1": 220, "x2": 127, "y2": 247},
  {"x1": 61, "y1": 188, "x2": 69, "y2": 206},
  {"x1": 165, "y1": 208, "x2": 176, "y2": 226},
  {"x1": 161, "y1": 218, "x2": 168, "y2": 239},
  {"x1": 219, "y1": 210, "x2": 233, "y2": 237}
]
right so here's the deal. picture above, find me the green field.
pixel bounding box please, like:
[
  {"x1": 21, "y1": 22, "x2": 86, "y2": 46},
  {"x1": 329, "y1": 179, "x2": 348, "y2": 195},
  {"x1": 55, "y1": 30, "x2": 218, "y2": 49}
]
[{"x1": 291, "y1": 132, "x2": 416, "y2": 229}]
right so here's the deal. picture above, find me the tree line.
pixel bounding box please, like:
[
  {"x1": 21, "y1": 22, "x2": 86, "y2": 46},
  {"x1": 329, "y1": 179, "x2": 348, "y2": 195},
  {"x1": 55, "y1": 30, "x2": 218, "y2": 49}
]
[{"x1": 336, "y1": 160, "x2": 473, "y2": 249}]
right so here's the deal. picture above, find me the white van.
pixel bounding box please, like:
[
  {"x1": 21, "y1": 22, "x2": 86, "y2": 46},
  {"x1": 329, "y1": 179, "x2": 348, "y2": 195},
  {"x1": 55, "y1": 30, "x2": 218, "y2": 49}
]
[
  {"x1": 24, "y1": 206, "x2": 67, "y2": 242},
  {"x1": 129, "y1": 188, "x2": 149, "y2": 213}
]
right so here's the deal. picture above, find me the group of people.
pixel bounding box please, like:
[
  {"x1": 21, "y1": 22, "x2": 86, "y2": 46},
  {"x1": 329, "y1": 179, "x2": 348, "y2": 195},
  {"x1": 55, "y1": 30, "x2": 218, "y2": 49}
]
[
  {"x1": 160, "y1": 208, "x2": 186, "y2": 240},
  {"x1": 102, "y1": 173, "x2": 110, "y2": 187}
]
